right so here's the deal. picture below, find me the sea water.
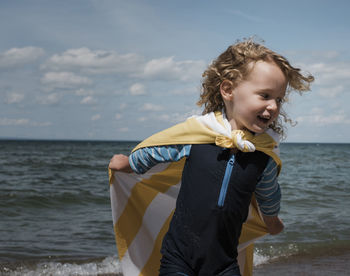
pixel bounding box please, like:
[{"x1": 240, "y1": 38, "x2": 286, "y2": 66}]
[{"x1": 0, "y1": 140, "x2": 349, "y2": 275}]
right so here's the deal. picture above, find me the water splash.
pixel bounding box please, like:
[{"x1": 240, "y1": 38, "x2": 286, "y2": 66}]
[
  {"x1": 1, "y1": 256, "x2": 122, "y2": 276},
  {"x1": 253, "y1": 243, "x2": 300, "y2": 266}
]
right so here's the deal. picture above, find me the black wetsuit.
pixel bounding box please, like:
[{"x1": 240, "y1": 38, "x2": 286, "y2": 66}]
[{"x1": 159, "y1": 144, "x2": 269, "y2": 276}]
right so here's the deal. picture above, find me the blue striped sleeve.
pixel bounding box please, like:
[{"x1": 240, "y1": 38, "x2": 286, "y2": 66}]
[
  {"x1": 255, "y1": 157, "x2": 281, "y2": 216},
  {"x1": 129, "y1": 145, "x2": 192, "y2": 174}
]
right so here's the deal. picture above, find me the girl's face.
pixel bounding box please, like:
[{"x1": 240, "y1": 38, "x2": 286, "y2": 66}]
[{"x1": 222, "y1": 61, "x2": 288, "y2": 133}]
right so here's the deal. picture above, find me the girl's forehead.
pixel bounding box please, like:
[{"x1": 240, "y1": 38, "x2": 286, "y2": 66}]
[
  {"x1": 238, "y1": 61, "x2": 287, "y2": 95},
  {"x1": 246, "y1": 61, "x2": 286, "y2": 83}
]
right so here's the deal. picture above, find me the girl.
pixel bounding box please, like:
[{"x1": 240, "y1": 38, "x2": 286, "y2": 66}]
[{"x1": 109, "y1": 39, "x2": 314, "y2": 276}]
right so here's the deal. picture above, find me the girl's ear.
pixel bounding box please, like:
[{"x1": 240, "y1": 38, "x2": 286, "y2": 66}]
[{"x1": 220, "y1": 80, "x2": 234, "y2": 101}]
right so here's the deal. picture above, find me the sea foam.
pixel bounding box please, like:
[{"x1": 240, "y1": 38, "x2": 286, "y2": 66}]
[{"x1": 1, "y1": 256, "x2": 122, "y2": 276}]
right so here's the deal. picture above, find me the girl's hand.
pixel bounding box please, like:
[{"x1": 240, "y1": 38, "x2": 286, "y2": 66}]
[
  {"x1": 262, "y1": 215, "x2": 284, "y2": 235},
  {"x1": 109, "y1": 154, "x2": 133, "y2": 173}
]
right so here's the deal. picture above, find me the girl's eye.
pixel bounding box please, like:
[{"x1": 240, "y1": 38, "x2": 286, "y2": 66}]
[
  {"x1": 260, "y1": 93, "x2": 269, "y2": 99},
  {"x1": 276, "y1": 98, "x2": 284, "y2": 104}
]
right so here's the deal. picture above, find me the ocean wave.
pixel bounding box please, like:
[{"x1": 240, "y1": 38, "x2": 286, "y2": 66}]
[
  {"x1": 1, "y1": 190, "x2": 109, "y2": 209},
  {"x1": 0, "y1": 256, "x2": 122, "y2": 276}
]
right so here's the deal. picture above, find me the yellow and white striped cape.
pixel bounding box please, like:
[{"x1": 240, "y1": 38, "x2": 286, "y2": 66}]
[{"x1": 109, "y1": 111, "x2": 281, "y2": 276}]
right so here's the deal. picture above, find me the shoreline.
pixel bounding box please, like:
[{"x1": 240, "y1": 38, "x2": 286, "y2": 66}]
[
  {"x1": 1, "y1": 251, "x2": 350, "y2": 276},
  {"x1": 254, "y1": 251, "x2": 350, "y2": 276}
]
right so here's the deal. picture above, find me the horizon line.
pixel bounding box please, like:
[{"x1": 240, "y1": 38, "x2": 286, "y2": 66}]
[{"x1": 0, "y1": 137, "x2": 349, "y2": 145}]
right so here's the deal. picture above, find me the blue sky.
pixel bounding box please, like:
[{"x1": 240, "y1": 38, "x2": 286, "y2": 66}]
[{"x1": 1, "y1": 0, "x2": 349, "y2": 142}]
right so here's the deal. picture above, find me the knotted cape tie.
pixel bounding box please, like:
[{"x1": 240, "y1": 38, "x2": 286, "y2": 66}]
[{"x1": 215, "y1": 130, "x2": 276, "y2": 152}]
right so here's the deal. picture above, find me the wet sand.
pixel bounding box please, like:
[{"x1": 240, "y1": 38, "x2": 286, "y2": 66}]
[{"x1": 254, "y1": 252, "x2": 350, "y2": 276}]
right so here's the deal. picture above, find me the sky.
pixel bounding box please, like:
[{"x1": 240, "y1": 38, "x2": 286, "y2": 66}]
[{"x1": 1, "y1": 0, "x2": 350, "y2": 143}]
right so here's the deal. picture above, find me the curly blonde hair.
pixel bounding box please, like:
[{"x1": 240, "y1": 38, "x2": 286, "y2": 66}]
[{"x1": 198, "y1": 39, "x2": 314, "y2": 138}]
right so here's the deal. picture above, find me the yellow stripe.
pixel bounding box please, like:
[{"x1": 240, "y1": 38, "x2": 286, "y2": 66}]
[
  {"x1": 132, "y1": 117, "x2": 218, "y2": 152},
  {"x1": 115, "y1": 160, "x2": 185, "y2": 259},
  {"x1": 240, "y1": 195, "x2": 267, "y2": 245},
  {"x1": 114, "y1": 220, "x2": 128, "y2": 261},
  {"x1": 243, "y1": 243, "x2": 254, "y2": 276},
  {"x1": 108, "y1": 168, "x2": 115, "y2": 185},
  {"x1": 238, "y1": 196, "x2": 267, "y2": 276},
  {"x1": 140, "y1": 210, "x2": 174, "y2": 276}
]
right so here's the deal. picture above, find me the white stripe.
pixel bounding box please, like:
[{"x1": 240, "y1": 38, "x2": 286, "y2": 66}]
[
  {"x1": 121, "y1": 250, "x2": 142, "y2": 276},
  {"x1": 154, "y1": 147, "x2": 165, "y2": 162},
  {"x1": 166, "y1": 147, "x2": 172, "y2": 160},
  {"x1": 193, "y1": 112, "x2": 231, "y2": 137},
  {"x1": 151, "y1": 147, "x2": 156, "y2": 159},
  {"x1": 121, "y1": 180, "x2": 181, "y2": 273},
  {"x1": 110, "y1": 173, "x2": 138, "y2": 225}
]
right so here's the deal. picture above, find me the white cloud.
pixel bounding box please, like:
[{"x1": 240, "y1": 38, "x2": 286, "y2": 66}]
[
  {"x1": 91, "y1": 114, "x2": 101, "y2": 121},
  {"x1": 0, "y1": 118, "x2": 29, "y2": 126},
  {"x1": 299, "y1": 60, "x2": 350, "y2": 87},
  {"x1": 0, "y1": 117, "x2": 51, "y2": 127},
  {"x1": 291, "y1": 56, "x2": 350, "y2": 110},
  {"x1": 37, "y1": 93, "x2": 61, "y2": 105},
  {"x1": 158, "y1": 114, "x2": 170, "y2": 121},
  {"x1": 42, "y1": 48, "x2": 205, "y2": 83},
  {"x1": 80, "y1": 96, "x2": 97, "y2": 104},
  {"x1": 41, "y1": 71, "x2": 92, "y2": 90},
  {"x1": 227, "y1": 10, "x2": 262, "y2": 22},
  {"x1": 296, "y1": 109, "x2": 350, "y2": 126},
  {"x1": 43, "y1": 47, "x2": 143, "y2": 74},
  {"x1": 4, "y1": 93, "x2": 25, "y2": 104},
  {"x1": 138, "y1": 117, "x2": 147, "y2": 122},
  {"x1": 315, "y1": 51, "x2": 339, "y2": 59},
  {"x1": 119, "y1": 103, "x2": 127, "y2": 110},
  {"x1": 32, "y1": 121, "x2": 52, "y2": 127},
  {"x1": 141, "y1": 103, "x2": 163, "y2": 111},
  {"x1": 0, "y1": 47, "x2": 45, "y2": 67},
  {"x1": 142, "y1": 56, "x2": 205, "y2": 81},
  {"x1": 113, "y1": 89, "x2": 124, "y2": 95},
  {"x1": 318, "y1": 85, "x2": 344, "y2": 98},
  {"x1": 136, "y1": 109, "x2": 200, "y2": 125},
  {"x1": 119, "y1": 127, "x2": 129, "y2": 132},
  {"x1": 75, "y1": 88, "x2": 95, "y2": 96},
  {"x1": 171, "y1": 86, "x2": 198, "y2": 95},
  {"x1": 287, "y1": 50, "x2": 340, "y2": 61},
  {"x1": 130, "y1": 83, "x2": 145, "y2": 95},
  {"x1": 157, "y1": 109, "x2": 201, "y2": 124}
]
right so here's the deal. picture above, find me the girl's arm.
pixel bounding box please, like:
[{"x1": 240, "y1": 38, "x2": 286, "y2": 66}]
[
  {"x1": 129, "y1": 144, "x2": 191, "y2": 174},
  {"x1": 110, "y1": 145, "x2": 191, "y2": 174},
  {"x1": 255, "y1": 157, "x2": 284, "y2": 235}
]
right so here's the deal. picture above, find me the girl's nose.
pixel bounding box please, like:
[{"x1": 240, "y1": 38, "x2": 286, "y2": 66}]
[{"x1": 267, "y1": 99, "x2": 278, "y2": 111}]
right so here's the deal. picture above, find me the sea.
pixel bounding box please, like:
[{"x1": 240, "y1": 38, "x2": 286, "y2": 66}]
[{"x1": 0, "y1": 140, "x2": 349, "y2": 276}]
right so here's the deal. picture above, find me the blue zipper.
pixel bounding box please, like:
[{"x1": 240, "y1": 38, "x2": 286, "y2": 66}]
[{"x1": 217, "y1": 154, "x2": 235, "y2": 207}]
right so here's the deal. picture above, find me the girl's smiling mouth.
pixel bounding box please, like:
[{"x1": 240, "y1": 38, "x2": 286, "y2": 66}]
[{"x1": 257, "y1": 115, "x2": 271, "y2": 124}]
